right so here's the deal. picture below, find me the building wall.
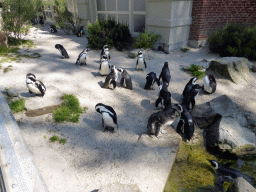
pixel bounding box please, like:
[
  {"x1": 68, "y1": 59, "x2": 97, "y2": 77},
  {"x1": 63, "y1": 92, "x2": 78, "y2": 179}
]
[{"x1": 189, "y1": 0, "x2": 256, "y2": 46}]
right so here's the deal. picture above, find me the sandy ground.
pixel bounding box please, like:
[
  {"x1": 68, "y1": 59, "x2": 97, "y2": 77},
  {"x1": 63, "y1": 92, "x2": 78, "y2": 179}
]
[{"x1": 1, "y1": 25, "x2": 256, "y2": 192}]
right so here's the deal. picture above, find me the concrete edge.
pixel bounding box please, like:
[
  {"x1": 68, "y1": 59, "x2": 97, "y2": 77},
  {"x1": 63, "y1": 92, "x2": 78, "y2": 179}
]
[{"x1": 0, "y1": 92, "x2": 49, "y2": 192}]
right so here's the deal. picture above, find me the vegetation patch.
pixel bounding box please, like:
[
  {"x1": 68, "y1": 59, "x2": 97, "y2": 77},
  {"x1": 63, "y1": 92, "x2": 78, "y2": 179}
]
[
  {"x1": 52, "y1": 94, "x2": 87, "y2": 123},
  {"x1": 9, "y1": 99, "x2": 25, "y2": 113},
  {"x1": 181, "y1": 48, "x2": 189, "y2": 53},
  {"x1": 188, "y1": 64, "x2": 206, "y2": 78},
  {"x1": 3, "y1": 66, "x2": 13, "y2": 73},
  {"x1": 133, "y1": 29, "x2": 161, "y2": 49},
  {"x1": 49, "y1": 135, "x2": 67, "y2": 145}
]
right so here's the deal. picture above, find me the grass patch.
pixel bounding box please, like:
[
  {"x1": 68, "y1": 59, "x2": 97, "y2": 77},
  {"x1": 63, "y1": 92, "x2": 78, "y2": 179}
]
[
  {"x1": 50, "y1": 135, "x2": 60, "y2": 142},
  {"x1": 9, "y1": 99, "x2": 25, "y2": 113},
  {"x1": 188, "y1": 64, "x2": 206, "y2": 78},
  {"x1": 52, "y1": 94, "x2": 86, "y2": 123},
  {"x1": 3, "y1": 67, "x2": 13, "y2": 74},
  {"x1": 181, "y1": 48, "x2": 189, "y2": 53},
  {"x1": 59, "y1": 138, "x2": 67, "y2": 145}
]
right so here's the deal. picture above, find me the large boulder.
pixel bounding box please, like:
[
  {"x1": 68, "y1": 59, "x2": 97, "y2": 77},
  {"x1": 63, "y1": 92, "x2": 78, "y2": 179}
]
[
  {"x1": 227, "y1": 177, "x2": 256, "y2": 192},
  {"x1": 208, "y1": 57, "x2": 251, "y2": 84}
]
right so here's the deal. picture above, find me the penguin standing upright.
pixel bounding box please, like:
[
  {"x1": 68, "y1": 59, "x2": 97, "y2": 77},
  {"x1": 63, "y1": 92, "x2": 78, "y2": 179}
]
[
  {"x1": 203, "y1": 75, "x2": 217, "y2": 94},
  {"x1": 99, "y1": 54, "x2": 110, "y2": 75},
  {"x1": 136, "y1": 51, "x2": 147, "y2": 70},
  {"x1": 76, "y1": 26, "x2": 83, "y2": 37},
  {"x1": 208, "y1": 160, "x2": 255, "y2": 192},
  {"x1": 49, "y1": 25, "x2": 58, "y2": 33},
  {"x1": 26, "y1": 73, "x2": 46, "y2": 97},
  {"x1": 144, "y1": 72, "x2": 160, "y2": 90},
  {"x1": 182, "y1": 77, "x2": 198, "y2": 98},
  {"x1": 95, "y1": 103, "x2": 118, "y2": 133},
  {"x1": 76, "y1": 48, "x2": 89, "y2": 65},
  {"x1": 155, "y1": 82, "x2": 172, "y2": 109},
  {"x1": 175, "y1": 103, "x2": 195, "y2": 141},
  {"x1": 100, "y1": 45, "x2": 110, "y2": 62},
  {"x1": 182, "y1": 84, "x2": 202, "y2": 113},
  {"x1": 55, "y1": 44, "x2": 69, "y2": 58},
  {"x1": 102, "y1": 65, "x2": 118, "y2": 90},
  {"x1": 159, "y1": 62, "x2": 171, "y2": 86},
  {"x1": 117, "y1": 67, "x2": 132, "y2": 90}
]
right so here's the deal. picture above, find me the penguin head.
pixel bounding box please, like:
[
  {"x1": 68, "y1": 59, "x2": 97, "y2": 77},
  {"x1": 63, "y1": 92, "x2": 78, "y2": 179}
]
[
  {"x1": 102, "y1": 54, "x2": 108, "y2": 60},
  {"x1": 138, "y1": 51, "x2": 143, "y2": 56},
  {"x1": 95, "y1": 103, "x2": 104, "y2": 113},
  {"x1": 208, "y1": 160, "x2": 219, "y2": 169},
  {"x1": 103, "y1": 45, "x2": 109, "y2": 50},
  {"x1": 55, "y1": 44, "x2": 60, "y2": 49},
  {"x1": 110, "y1": 65, "x2": 115, "y2": 72},
  {"x1": 26, "y1": 73, "x2": 36, "y2": 80},
  {"x1": 117, "y1": 68, "x2": 124, "y2": 73},
  {"x1": 84, "y1": 48, "x2": 89, "y2": 53},
  {"x1": 189, "y1": 77, "x2": 198, "y2": 85},
  {"x1": 164, "y1": 62, "x2": 169, "y2": 67}
]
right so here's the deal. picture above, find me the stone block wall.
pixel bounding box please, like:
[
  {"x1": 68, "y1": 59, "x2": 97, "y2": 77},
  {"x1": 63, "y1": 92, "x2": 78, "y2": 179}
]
[{"x1": 189, "y1": 0, "x2": 256, "y2": 47}]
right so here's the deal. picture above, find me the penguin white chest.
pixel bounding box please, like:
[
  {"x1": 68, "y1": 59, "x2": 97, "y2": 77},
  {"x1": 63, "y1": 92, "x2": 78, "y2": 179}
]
[
  {"x1": 79, "y1": 53, "x2": 86, "y2": 63},
  {"x1": 100, "y1": 61, "x2": 110, "y2": 75},
  {"x1": 137, "y1": 58, "x2": 144, "y2": 69},
  {"x1": 102, "y1": 112, "x2": 116, "y2": 128},
  {"x1": 58, "y1": 49, "x2": 62, "y2": 55},
  {"x1": 26, "y1": 82, "x2": 41, "y2": 94},
  {"x1": 203, "y1": 77, "x2": 212, "y2": 93}
]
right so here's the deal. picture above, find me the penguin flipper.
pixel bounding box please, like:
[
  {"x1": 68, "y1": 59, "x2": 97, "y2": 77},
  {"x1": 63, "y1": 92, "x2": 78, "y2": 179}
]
[
  {"x1": 36, "y1": 82, "x2": 44, "y2": 96},
  {"x1": 155, "y1": 78, "x2": 160, "y2": 86},
  {"x1": 155, "y1": 97, "x2": 162, "y2": 108},
  {"x1": 144, "y1": 59, "x2": 147, "y2": 68},
  {"x1": 176, "y1": 119, "x2": 184, "y2": 135},
  {"x1": 190, "y1": 98, "x2": 195, "y2": 113},
  {"x1": 155, "y1": 122, "x2": 161, "y2": 138},
  {"x1": 102, "y1": 118, "x2": 104, "y2": 127},
  {"x1": 109, "y1": 55, "x2": 110, "y2": 59},
  {"x1": 99, "y1": 63, "x2": 101, "y2": 70},
  {"x1": 120, "y1": 77, "x2": 124, "y2": 87},
  {"x1": 136, "y1": 60, "x2": 138, "y2": 66},
  {"x1": 111, "y1": 80, "x2": 116, "y2": 89}
]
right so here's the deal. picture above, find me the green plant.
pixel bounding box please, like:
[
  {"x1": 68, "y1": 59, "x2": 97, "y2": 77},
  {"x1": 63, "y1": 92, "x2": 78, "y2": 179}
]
[
  {"x1": 181, "y1": 48, "x2": 189, "y2": 53},
  {"x1": 86, "y1": 18, "x2": 131, "y2": 51},
  {"x1": 59, "y1": 138, "x2": 66, "y2": 144},
  {"x1": 9, "y1": 99, "x2": 25, "y2": 113},
  {"x1": 134, "y1": 29, "x2": 161, "y2": 49},
  {"x1": 52, "y1": 94, "x2": 85, "y2": 123},
  {"x1": 3, "y1": 66, "x2": 13, "y2": 73},
  {"x1": 44, "y1": 135, "x2": 47, "y2": 139},
  {"x1": 50, "y1": 135, "x2": 60, "y2": 142},
  {"x1": 188, "y1": 64, "x2": 206, "y2": 78},
  {"x1": 209, "y1": 23, "x2": 256, "y2": 60}
]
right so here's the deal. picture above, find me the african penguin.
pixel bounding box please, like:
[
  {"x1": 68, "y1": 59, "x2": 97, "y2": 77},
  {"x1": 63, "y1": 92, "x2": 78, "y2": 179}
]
[
  {"x1": 100, "y1": 45, "x2": 110, "y2": 61},
  {"x1": 55, "y1": 44, "x2": 69, "y2": 58},
  {"x1": 182, "y1": 84, "x2": 202, "y2": 113},
  {"x1": 155, "y1": 82, "x2": 172, "y2": 109},
  {"x1": 26, "y1": 73, "x2": 46, "y2": 97},
  {"x1": 102, "y1": 65, "x2": 118, "y2": 90},
  {"x1": 159, "y1": 62, "x2": 171, "y2": 86},
  {"x1": 203, "y1": 75, "x2": 217, "y2": 94},
  {"x1": 144, "y1": 72, "x2": 160, "y2": 90},
  {"x1": 175, "y1": 103, "x2": 195, "y2": 141},
  {"x1": 182, "y1": 77, "x2": 198, "y2": 98},
  {"x1": 49, "y1": 25, "x2": 58, "y2": 33},
  {"x1": 147, "y1": 106, "x2": 179, "y2": 138},
  {"x1": 117, "y1": 67, "x2": 132, "y2": 90},
  {"x1": 208, "y1": 160, "x2": 255, "y2": 192},
  {"x1": 95, "y1": 103, "x2": 118, "y2": 133},
  {"x1": 99, "y1": 54, "x2": 110, "y2": 76},
  {"x1": 76, "y1": 48, "x2": 89, "y2": 65},
  {"x1": 136, "y1": 51, "x2": 147, "y2": 70},
  {"x1": 76, "y1": 26, "x2": 83, "y2": 37}
]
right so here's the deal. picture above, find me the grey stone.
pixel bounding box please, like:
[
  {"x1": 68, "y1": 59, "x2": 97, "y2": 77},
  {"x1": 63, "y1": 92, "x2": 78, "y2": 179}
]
[
  {"x1": 98, "y1": 183, "x2": 140, "y2": 192},
  {"x1": 129, "y1": 50, "x2": 139, "y2": 59},
  {"x1": 7, "y1": 88, "x2": 19, "y2": 97},
  {"x1": 180, "y1": 59, "x2": 211, "y2": 71},
  {"x1": 0, "y1": 85, "x2": 5, "y2": 93},
  {"x1": 227, "y1": 177, "x2": 256, "y2": 192},
  {"x1": 208, "y1": 57, "x2": 251, "y2": 84}
]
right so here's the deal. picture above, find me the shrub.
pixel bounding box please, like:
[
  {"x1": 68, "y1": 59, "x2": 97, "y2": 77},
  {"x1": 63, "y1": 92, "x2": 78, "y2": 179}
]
[
  {"x1": 86, "y1": 18, "x2": 131, "y2": 51},
  {"x1": 134, "y1": 29, "x2": 161, "y2": 49},
  {"x1": 209, "y1": 23, "x2": 256, "y2": 60}
]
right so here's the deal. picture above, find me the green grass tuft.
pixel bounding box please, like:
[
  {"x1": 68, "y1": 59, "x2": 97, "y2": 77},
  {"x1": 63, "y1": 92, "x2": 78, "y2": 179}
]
[
  {"x1": 188, "y1": 64, "x2": 206, "y2": 78},
  {"x1": 52, "y1": 94, "x2": 86, "y2": 123},
  {"x1": 50, "y1": 135, "x2": 60, "y2": 142},
  {"x1": 9, "y1": 99, "x2": 25, "y2": 113},
  {"x1": 59, "y1": 138, "x2": 67, "y2": 145},
  {"x1": 44, "y1": 135, "x2": 47, "y2": 139},
  {"x1": 3, "y1": 67, "x2": 13, "y2": 73}
]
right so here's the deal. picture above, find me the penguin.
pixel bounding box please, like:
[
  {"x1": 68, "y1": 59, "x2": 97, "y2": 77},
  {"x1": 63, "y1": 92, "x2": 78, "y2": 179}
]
[
  {"x1": 76, "y1": 48, "x2": 89, "y2": 65},
  {"x1": 26, "y1": 73, "x2": 46, "y2": 97},
  {"x1": 182, "y1": 84, "x2": 202, "y2": 113},
  {"x1": 49, "y1": 25, "x2": 58, "y2": 33},
  {"x1": 159, "y1": 62, "x2": 171, "y2": 86},
  {"x1": 100, "y1": 45, "x2": 110, "y2": 61},
  {"x1": 147, "y1": 106, "x2": 179, "y2": 138},
  {"x1": 76, "y1": 26, "x2": 83, "y2": 37},
  {"x1": 117, "y1": 67, "x2": 132, "y2": 90},
  {"x1": 208, "y1": 160, "x2": 255, "y2": 192},
  {"x1": 95, "y1": 103, "x2": 118, "y2": 133},
  {"x1": 102, "y1": 65, "x2": 118, "y2": 90},
  {"x1": 99, "y1": 54, "x2": 110, "y2": 76},
  {"x1": 136, "y1": 51, "x2": 147, "y2": 70},
  {"x1": 182, "y1": 77, "x2": 198, "y2": 98},
  {"x1": 155, "y1": 82, "x2": 172, "y2": 109},
  {"x1": 55, "y1": 44, "x2": 69, "y2": 58},
  {"x1": 175, "y1": 103, "x2": 195, "y2": 141},
  {"x1": 144, "y1": 72, "x2": 160, "y2": 90},
  {"x1": 203, "y1": 75, "x2": 217, "y2": 94}
]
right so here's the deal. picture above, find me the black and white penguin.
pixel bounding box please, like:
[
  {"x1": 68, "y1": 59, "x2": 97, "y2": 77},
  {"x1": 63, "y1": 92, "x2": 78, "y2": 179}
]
[
  {"x1": 159, "y1": 62, "x2": 171, "y2": 86},
  {"x1": 136, "y1": 51, "x2": 147, "y2": 70},
  {"x1": 55, "y1": 44, "x2": 69, "y2": 58},
  {"x1": 147, "y1": 106, "x2": 179, "y2": 138},
  {"x1": 95, "y1": 103, "x2": 118, "y2": 133},
  {"x1": 182, "y1": 84, "x2": 202, "y2": 113},
  {"x1": 26, "y1": 73, "x2": 46, "y2": 97},
  {"x1": 76, "y1": 26, "x2": 83, "y2": 37},
  {"x1": 182, "y1": 77, "x2": 198, "y2": 98},
  {"x1": 144, "y1": 72, "x2": 160, "y2": 90},
  {"x1": 49, "y1": 25, "x2": 58, "y2": 33},
  {"x1": 99, "y1": 54, "x2": 110, "y2": 76},
  {"x1": 102, "y1": 65, "x2": 118, "y2": 90},
  {"x1": 76, "y1": 48, "x2": 89, "y2": 65},
  {"x1": 100, "y1": 45, "x2": 110, "y2": 61},
  {"x1": 155, "y1": 82, "x2": 172, "y2": 109},
  {"x1": 175, "y1": 103, "x2": 195, "y2": 141},
  {"x1": 208, "y1": 160, "x2": 255, "y2": 192},
  {"x1": 117, "y1": 67, "x2": 132, "y2": 90},
  {"x1": 203, "y1": 75, "x2": 217, "y2": 94}
]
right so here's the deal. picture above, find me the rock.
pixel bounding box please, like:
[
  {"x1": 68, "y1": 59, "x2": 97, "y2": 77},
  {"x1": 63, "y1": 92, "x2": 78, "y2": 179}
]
[
  {"x1": 7, "y1": 88, "x2": 19, "y2": 97},
  {"x1": 128, "y1": 49, "x2": 154, "y2": 60},
  {"x1": 227, "y1": 177, "x2": 256, "y2": 192},
  {"x1": 98, "y1": 183, "x2": 140, "y2": 192},
  {"x1": 180, "y1": 59, "x2": 211, "y2": 71},
  {"x1": 0, "y1": 85, "x2": 5, "y2": 93},
  {"x1": 247, "y1": 61, "x2": 256, "y2": 72},
  {"x1": 208, "y1": 57, "x2": 251, "y2": 84},
  {"x1": 129, "y1": 50, "x2": 139, "y2": 59}
]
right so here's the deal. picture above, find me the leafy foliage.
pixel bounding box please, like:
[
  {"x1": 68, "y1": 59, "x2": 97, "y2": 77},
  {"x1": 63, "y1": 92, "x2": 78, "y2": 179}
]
[
  {"x1": 86, "y1": 18, "x2": 131, "y2": 51},
  {"x1": 188, "y1": 64, "x2": 205, "y2": 78},
  {"x1": 133, "y1": 29, "x2": 161, "y2": 49},
  {"x1": 209, "y1": 23, "x2": 256, "y2": 60}
]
